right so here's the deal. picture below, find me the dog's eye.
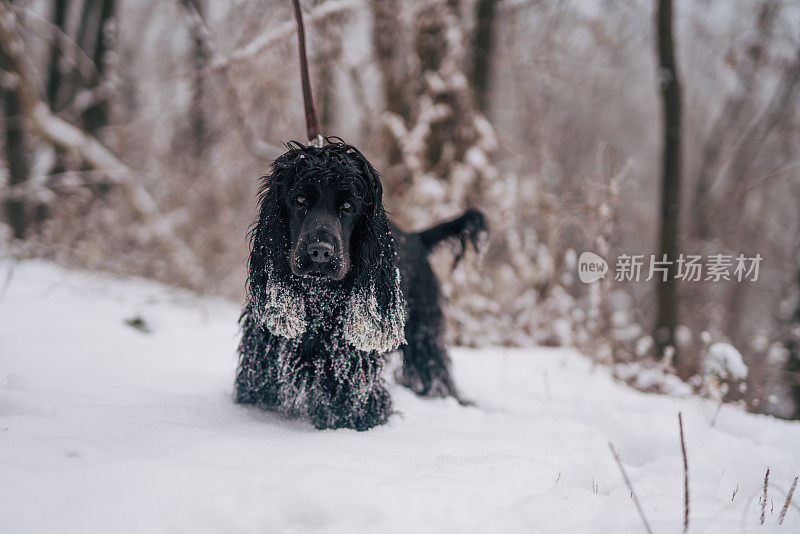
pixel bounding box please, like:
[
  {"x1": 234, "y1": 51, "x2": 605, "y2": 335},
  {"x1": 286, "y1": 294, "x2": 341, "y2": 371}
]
[
  {"x1": 340, "y1": 200, "x2": 353, "y2": 214},
  {"x1": 293, "y1": 195, "x2": 307, "y2": 208}
]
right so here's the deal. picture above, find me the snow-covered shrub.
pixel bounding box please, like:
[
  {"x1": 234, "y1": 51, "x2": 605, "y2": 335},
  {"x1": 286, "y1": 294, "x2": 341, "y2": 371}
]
[
  {"x1": 704, "y1": 343, "x2": 748, "y2": 381},
  {"x1": 698, "y1": 341, "x2": 749, "y2": 404}
]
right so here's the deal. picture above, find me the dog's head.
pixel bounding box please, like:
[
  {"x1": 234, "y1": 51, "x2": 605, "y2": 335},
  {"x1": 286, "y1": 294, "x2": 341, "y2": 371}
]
[{"x1": 246, "y1": 140, "x2": 404, "y2": 351}]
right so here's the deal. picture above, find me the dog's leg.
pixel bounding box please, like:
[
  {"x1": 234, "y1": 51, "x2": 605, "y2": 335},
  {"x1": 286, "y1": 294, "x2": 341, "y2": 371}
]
[
  {"x1": 398, "y1": 315, "x2": 460, "y2": 400},
  {"x1": 306, "y1": 361, "x2": 392, "y2": 430},
  {"x1": 350, "y1": 384, "x2": 392, "y2": 430},
  {"x1": 396, "y1": 265, "x2": 462, "y2": 402},
  {"x1": 234, "y1": 314, "x2": 281, "y2": 408},
  {"x1": 307, "y1": 385, "x2": 392, "y2": 431}
]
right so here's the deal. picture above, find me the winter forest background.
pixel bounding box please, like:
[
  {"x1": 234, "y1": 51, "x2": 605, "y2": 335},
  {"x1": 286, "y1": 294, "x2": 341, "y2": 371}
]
[{"x1": 2, "y1": 0, "x2": 800, "y2": 419}]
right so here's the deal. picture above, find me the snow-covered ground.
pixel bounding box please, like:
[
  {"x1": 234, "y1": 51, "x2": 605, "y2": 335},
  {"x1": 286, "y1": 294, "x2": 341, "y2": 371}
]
[{"x1": 1, "y1": 260, "x2": 799, "y2": 534}]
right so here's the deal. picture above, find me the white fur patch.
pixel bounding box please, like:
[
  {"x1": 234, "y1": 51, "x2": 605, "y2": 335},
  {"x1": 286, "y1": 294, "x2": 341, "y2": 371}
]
[
  {"x1": 255, "y1": 283, "x2": 307, "y2": 339},
  {"x1": 342, "y1": 269, "x2": 406, "y2": 353}
]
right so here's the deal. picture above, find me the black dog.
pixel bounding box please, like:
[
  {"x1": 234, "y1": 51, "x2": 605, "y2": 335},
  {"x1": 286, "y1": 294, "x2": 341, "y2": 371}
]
[{"x1": 235, "y1": 140, "x2": 486, "y2": 430}]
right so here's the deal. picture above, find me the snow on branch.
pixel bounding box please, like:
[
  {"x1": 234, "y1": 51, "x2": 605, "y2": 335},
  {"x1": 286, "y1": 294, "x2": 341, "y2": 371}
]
[{"x1": 0, "y1": 5, "x2": 203, "y2": 285}]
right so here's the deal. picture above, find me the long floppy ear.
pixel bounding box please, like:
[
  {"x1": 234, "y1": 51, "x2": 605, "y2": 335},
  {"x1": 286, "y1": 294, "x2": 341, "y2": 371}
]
[
  {"x1": 342, "y1": 149, "x2": 406, "y2": 353},
  {"x1": 246, "y1": 152, "x2": 307, "y2": 339}
]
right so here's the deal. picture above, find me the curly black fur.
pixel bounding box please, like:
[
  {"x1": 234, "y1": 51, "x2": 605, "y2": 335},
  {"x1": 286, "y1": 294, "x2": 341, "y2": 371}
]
[{"x1": 235, "y1": 140, "x2": 487, "y2": 430}]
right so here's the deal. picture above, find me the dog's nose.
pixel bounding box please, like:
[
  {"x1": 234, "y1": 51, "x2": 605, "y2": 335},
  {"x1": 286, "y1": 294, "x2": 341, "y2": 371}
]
[{"x1": 307, "y1": 242, "x2": 334, "y2": 264}]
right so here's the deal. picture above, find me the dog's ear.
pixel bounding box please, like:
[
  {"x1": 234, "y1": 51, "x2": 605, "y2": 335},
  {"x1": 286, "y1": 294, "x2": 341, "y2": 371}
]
[
  {"x1": 343, "y1": 150, "x2": 405, "y2": 353},
  {"x1": 247, "y1": 154, "x2": 307, "y2": 339}
]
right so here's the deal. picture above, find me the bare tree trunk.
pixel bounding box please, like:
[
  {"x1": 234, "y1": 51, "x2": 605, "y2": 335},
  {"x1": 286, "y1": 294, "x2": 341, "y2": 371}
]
[
  {"x1": 81, "y1": 0, "x2": 115, "y2": 134},
  {"x1": 1, "y1": 0, "x2": 29, "y2": 238},
  {"x1": 371, "y1": 0, "x2": 408, "y2": 120},
  {"x1": 788, "y1": 269, "x2": 800, "y2": 419},
  {"x1": 371, "y1": 0, "x2": 484, "y2": 187},
  {"x1": 2, "y1": 49, "x2": 29, "y2": 239},
  {"x1": 371, "y1": 0, "x2": 412, "y2": 183},
  {"x1": 654, "y1": 0, "x2": 683, "y2": 369},
  {"x1": 471, "y1": 0, "x2": 498, "y2": 113},
  {"x1": 41, "y1": 0, "x2": 71, "y2": 229},
  {"x1": 45, "y1": 0, "x2": 69, "y2": 110},
  {"x1": 414, "y1": 0, "x2": 478, "y2": 173},
  {"x1": 184, "y1": 0, "x2": 209, "y2": 157}
]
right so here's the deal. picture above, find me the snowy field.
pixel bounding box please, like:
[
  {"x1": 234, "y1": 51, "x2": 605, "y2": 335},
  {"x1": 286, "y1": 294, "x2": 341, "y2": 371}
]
[{"x1": 1, "y1": 260, "x2": 799, "y2": 534}]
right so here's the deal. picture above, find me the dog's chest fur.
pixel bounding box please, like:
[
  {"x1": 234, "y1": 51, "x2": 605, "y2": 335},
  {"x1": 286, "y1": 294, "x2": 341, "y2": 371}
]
[{"x1": 272, "y1": 283, "x2": 386, "y2": 391}]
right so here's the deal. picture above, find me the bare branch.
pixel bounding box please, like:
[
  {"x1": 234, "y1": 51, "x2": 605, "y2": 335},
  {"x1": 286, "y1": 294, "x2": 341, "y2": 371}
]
[
  {"x1": 499, "y1": 0, "x2": 545, "y2": 15},
  {"x1": 11, "y1": 3, "x2": 101, "y2": 86},
  {"x1": 206, "y1": 0, "x2": 361, "y2": 73},
  {"x1": 178, "y1": 0, "x2": 282, "y2": 160}
]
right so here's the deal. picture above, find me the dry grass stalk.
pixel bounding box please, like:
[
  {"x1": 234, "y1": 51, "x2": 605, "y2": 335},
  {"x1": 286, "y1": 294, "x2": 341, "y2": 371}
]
[
  {"x1": 779, "y1": 476, "x2": 798, "y2": 525},
  {"x1": 609, "y1": 442, "x2": 654, "y2": 534},
  {"x1": 761, "y1": 467, "x2": 770, "y2": 525},
  {"x1": 710, "y1": 399, "x2": 723, "y2": 426},
  {"x1": 678, "y1": 412, "x2": 690, "y2": 533}
]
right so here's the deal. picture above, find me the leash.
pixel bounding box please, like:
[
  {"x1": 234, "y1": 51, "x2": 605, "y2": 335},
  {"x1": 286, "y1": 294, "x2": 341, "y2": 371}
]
[{"x1": 290, "y1": 0, "x2": 324, "y2": 148}]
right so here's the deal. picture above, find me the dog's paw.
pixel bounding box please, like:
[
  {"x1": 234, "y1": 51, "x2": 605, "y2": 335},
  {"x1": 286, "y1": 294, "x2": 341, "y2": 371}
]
[
  {"x1": 307, "y1": 387, "x2": 392, "y2": 431},
  {"x1": 396, "y1": 367, "x2": 464, "y2": 403},
  {"x1": 351, "y1": 387, "x2": 392, "y2": 431}
]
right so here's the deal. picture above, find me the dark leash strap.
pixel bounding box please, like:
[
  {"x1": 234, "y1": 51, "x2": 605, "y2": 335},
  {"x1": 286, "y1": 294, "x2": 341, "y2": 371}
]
[{"x1": 290, "y1": 0, "x2": 323, "y2": 147}]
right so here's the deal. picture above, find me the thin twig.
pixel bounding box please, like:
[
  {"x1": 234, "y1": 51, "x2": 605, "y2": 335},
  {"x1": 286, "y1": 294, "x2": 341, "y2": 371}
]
[
  {"x1": 0, "y1": 260, "x2": 15, "y2": 302},
  {"x1": 679, "y1": 412, "x2": 690, "y2": 533},
  {"x1": 779, "y1": 475, "x2": 795, "y2": 525},
  {"x1": 710, "y1": 398, "x2": 723, "y2": 426},
  {"x1": 609, "y1": 443, "x2": 654, "y2": 534},
  {"x1": 761, "y1": 467, "x2": 770, "y2": 525}
]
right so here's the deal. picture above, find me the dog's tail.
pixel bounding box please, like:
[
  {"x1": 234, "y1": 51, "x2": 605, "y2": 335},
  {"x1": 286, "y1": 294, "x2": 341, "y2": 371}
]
[{"x1": 417, "y1": 209, "x2": 488, "y2": 266}]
